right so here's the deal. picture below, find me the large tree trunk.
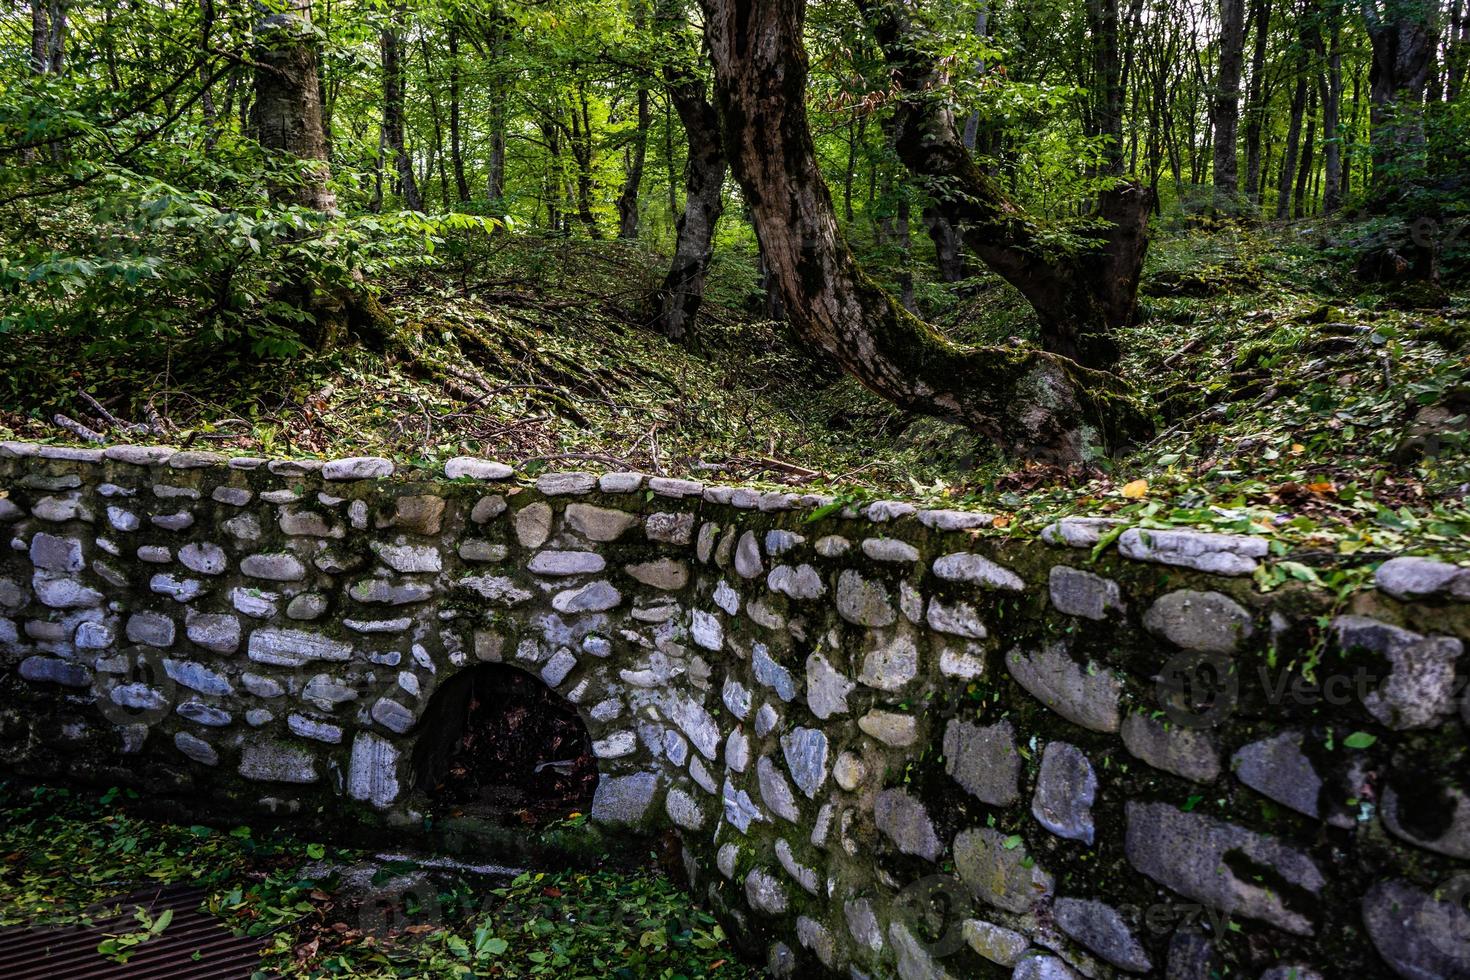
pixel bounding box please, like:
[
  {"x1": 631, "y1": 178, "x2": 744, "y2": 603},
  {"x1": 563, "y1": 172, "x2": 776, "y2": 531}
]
[
  {"x1": 656, "y1": 71, "x2": 727, "y2": 341},
  {"x1": 855, "y1": 0, "x2": 1151, "y2": 371},
  {"x1": 1212, "y1": 0, "x2": 1247, "y2": 203},
  {"x1": 381, "y1": 6, "x2": 422, "y2": 210},
  {"x1": 1243, "y1": 0, "x2": 1273, "y2": 205},
  {"x1": 696, "y1": 0, "x2": 1145, "y2": 462},
  {"x1": 252, "y1": 1, "x2": 388, "y2": 348},
  {"x1": 1364, "y1": 0, "x2": 1436, "y2": 194}
]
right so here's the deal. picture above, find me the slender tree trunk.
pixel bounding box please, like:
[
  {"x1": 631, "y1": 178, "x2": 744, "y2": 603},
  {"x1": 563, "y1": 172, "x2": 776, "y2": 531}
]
[
  {"x1": 962, "y1": 0, "x2": 989, "y2": 150},
  {"x1": 1344, "y1": 62, "x2": 1363, "y2": 198},
  {"x1": 488, "y1": 109, "x2": 506, "y2": 203},
  {"x1": 1277, "y1": 40, "x2": 1309, "y2": 219},
  {"x1": 541, "y1": 117, "x2": 562, "y2": 230},
  {"x1": 1449, "y1": 0, "x2": 1468, "y2": 99},
  {"x1": 896, "y1": 197, "x2": 917, "y2": 313},
  {"x1": 1212, "y1": 0, "x2": 1247, "y2": 204},
  {"x1": 856, "y1": 0, "x2": 1151, "y2": 370},
  {"x1": 697, "y1": 0, "x2": 1146, "y2": 462},
  {"x1": 1294, "y1": 83, "x2": 1318, "y2": 216},
  {"x1": 616, "y1": 86, "x2": 652, "y2": 238},
  {"x1": 419, "y1": 33, "x2": 450, "y2": 207},
  {"x1": 199, "y1": 0, "x2": 221, "y2": 149},
  {"x1": 381, "y1": 6, "x2": 422, "y2": 210},
  {"x1": 1320, "y1": 2, "x2": 1344, "y2": 213},
  {"x1": 45, "y1": 0, "x2": 66, "y2": 74},
  {"x1": 842, "y1": 111, "x2": 859, "y2": 223},
  {"x1": 1243, "y1": 0, "x2": 1273, "y2": 204},
  {"x1": 449, "y1": 29, "x2": 470, "y2": 203},
  {"x1": 568, "y1": 86, "x2": 601, "y2": 237}
]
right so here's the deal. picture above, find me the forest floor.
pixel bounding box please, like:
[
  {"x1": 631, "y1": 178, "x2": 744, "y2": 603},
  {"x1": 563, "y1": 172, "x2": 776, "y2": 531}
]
[
  {"x1": 2, "y1": 223, "x2": 1467, "y2": 574},
  {"x1": 0, "y1": 782, "x2": 754, "y2": 979}
]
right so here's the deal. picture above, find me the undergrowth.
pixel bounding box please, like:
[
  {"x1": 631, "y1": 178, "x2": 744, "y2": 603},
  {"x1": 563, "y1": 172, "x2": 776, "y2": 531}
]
[
  {"x1": 0, "y1": 782, "x2": 751, "y2": 979},
  {"x1": 1, "y1": 224, "x2": 1467, "y2": 564}
]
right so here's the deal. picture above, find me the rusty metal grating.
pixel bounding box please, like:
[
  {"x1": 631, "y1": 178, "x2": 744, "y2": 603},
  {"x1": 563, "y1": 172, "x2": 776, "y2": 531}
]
[{"x1": 0, "y1": 883, "x2": 276, "y2": 979}]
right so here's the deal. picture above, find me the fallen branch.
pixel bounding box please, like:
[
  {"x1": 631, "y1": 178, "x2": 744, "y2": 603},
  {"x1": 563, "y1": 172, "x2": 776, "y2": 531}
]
[
  {"x1": 77, "y1": 390, "x2": 148, "y2": 436},
  {"x1": 53, "y1": 414, "x2": 107, "y2": 443}
]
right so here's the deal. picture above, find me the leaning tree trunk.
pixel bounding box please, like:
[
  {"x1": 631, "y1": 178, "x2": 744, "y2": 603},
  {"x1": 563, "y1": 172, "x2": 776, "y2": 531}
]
[
  {"x1": 656, "y1": 72, "x2": 727, "y2": 342},
  {"x1": 855, "y1": 0, "x2": 1151, "y2": 371},
  {"x1": 696, "y1": 0, "x2": 1146, "y2": 462},
  {"x1": 252, "y1": 1, "x2": 389, "y2": 349}
]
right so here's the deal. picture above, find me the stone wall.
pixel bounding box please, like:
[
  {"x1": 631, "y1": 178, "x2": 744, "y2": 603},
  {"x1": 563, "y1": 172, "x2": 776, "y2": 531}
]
[{"x1": 2, "y1": 439, "x2": 1468, "y2": 979}]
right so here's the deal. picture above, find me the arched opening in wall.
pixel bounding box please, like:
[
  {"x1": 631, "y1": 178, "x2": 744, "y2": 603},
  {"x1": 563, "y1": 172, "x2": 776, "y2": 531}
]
[{"x1": 411, "y1": 664, "x2": 597, "y2": 826}]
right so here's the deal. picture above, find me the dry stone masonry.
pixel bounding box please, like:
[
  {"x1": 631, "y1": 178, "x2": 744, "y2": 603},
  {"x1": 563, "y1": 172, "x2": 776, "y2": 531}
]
[{"x1": 1, "y1": 440, "x2": 1469, "y2": 978}]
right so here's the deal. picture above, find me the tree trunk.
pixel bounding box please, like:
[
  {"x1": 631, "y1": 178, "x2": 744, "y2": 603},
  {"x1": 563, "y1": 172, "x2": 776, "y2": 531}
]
[
  {"x1": 449, "y1": 29, "x2": 470, "y2": 203},
  {"x1": 1320, "y1": 2, "x2": 1345, "y2": 213},
  {"x1": 1212, "y1": 0, "x2": 1247, "y2": 204},
  {"x1": 616, "y1": 86, "x2": 651, "y2": 238},
  {"x1": 566, "y1": 86, "x2": 601, "y2": 237},
  {"x1": 962, "y1": 0, "x2": 989, "y2": 150},
  {"x1": 922, "y1": 205, "x2": 967, "y2": 282},
  {"x1": 656, "y1": 70, "x2": 727, "y2": 341},
  {"x1": 252, "y1": 1, "x2": 389, "y2": 349},
  {"x1": 697, "y1": 0, "x2": 1145, "y2": 462},
  {"x1": 1086, "y1": 0, "x2": 1128, "y2": 175},
  {"x1": 30, "y1": 2, "x2": 49, "y2": 75},
  {"x1": 1364, "y1": 0, "x2": 1436, "y2": 194},
  {"x1": 1294, "y1": 83, "x2": 1318, "y2": 217},
  {"x1": 419, "y1": 33, "x2": 450, "y2": 207},
  {"x1": 1243, "y1": 0, "x2": 1273, "y2": 204},
  {"x1": 856, "y1": 0, "x2": 1151, "y2": 370},
  {"x1": 488, "y1": 110, "x2": 506, "y2": 203},
  {"x1": 381, "y1": 6, "x2": 422, "y2": 210},
  {"x1": 1449, "y1": 0, "x2": 1468, "y2": 99},
  {"x1": 1277, "y1": 37, "x2": 1309, "y2": 220}
]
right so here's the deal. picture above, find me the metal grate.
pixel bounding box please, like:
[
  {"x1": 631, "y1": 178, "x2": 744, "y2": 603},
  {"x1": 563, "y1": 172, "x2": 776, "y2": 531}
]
[{"x1": 0, "y1": 883, "x2": 276, "y2": 979}]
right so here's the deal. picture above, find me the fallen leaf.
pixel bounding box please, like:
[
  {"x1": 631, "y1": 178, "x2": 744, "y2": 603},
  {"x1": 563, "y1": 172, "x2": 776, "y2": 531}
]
[{"x1": 1121, "y1": 479, "x2": 1148, "y2": 499}]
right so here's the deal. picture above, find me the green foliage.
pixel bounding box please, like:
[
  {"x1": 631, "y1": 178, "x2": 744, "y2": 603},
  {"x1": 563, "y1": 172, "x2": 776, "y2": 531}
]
[
  {"x1": 1, "y1": 160, "x2": 500, "y2": 357},
  {"x1": 0, "y1": 783, "x2": 754, "y2": 979}
]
